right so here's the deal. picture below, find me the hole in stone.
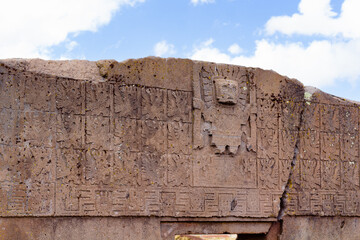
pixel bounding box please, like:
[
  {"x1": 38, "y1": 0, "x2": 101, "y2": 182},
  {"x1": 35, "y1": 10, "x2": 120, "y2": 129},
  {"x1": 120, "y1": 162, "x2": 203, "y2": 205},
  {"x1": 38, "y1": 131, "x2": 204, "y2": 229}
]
[
  {"x1": 174, "y1": 234, "x2": 267, "y2": 240},
  {"x1": 175, "y1": 234, "x2": 238, "y2": 240}
]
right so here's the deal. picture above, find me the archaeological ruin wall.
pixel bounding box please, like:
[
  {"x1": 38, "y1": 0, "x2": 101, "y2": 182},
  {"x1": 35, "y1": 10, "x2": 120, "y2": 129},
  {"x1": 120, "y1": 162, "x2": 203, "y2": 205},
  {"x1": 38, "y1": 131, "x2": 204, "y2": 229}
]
[{"x1": 0, "y1": 57, "x2": 360, "y2": 239}]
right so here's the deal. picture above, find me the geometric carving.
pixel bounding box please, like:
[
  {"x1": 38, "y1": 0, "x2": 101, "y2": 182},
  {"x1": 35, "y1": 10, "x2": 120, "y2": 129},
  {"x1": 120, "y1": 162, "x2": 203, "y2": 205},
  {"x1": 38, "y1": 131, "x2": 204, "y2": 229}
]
[
  {"x1": 0, "y1": 145, "x2": 54, "y2": 184},
  {"x1": 85, "y1": 149, "x2": 113, "y2": 185},
  {"x1": 4, "y1": 57, "x2": 360, "y2": 221}
]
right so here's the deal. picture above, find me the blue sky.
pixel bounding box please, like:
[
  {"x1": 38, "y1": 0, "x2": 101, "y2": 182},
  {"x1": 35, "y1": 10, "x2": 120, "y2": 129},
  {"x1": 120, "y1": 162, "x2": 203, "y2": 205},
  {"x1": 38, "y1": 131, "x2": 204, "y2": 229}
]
[{"x1": 1, "y1": 0, "x2": 360, "y2": 101}]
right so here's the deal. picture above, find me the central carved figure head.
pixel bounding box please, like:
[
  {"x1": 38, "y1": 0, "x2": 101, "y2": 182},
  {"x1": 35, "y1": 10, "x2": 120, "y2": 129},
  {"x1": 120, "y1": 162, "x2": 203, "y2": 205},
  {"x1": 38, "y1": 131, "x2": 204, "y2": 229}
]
[{"x1": 214, "y1": 78, "x2": 238, "y2": 105}]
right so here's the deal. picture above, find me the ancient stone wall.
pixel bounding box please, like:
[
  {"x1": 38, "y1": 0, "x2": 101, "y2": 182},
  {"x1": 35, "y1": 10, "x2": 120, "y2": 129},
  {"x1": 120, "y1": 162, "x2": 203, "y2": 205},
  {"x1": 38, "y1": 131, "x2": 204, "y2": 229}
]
[{"x1": 0, "y1": 57, "x2": 359, "y2": 239}]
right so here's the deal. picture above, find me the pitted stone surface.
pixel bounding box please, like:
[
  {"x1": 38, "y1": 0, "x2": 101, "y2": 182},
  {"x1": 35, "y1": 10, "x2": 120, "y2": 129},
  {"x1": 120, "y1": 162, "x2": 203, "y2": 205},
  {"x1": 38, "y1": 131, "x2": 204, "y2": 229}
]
[{"x1": 0, "y1": 57, "x2": 359, "y2": 221}]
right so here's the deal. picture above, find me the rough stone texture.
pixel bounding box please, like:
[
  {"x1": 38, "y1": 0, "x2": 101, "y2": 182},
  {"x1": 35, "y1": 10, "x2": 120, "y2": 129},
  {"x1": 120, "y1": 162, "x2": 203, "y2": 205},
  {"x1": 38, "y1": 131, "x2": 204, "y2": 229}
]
[
  {"x1": 0, "y1": 217, "x2": 161, "y2": 240},
  {"x1": 0, "y1": 57, "x2": 359, "y2": 239},
  {"x1": 280, "y1": 216, "x2": 360, "y2": 240}
]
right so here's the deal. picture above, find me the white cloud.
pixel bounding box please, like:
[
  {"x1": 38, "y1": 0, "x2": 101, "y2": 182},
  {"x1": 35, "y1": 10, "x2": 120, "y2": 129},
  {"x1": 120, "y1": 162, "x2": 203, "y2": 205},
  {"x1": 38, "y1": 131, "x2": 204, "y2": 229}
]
[
  {"x1": 190, "y1": 0, "x2": 360, "y2": 88},
  {"x1": 191, "y1": 39, "x2": 231, "y2": 63},
  {"x1": 154, "y1": 40, "x2": 176, "y2": 57},
  {"x1": 66, "y1": 41, "x2": 78, "y2": 52},
  {"x1": 228, "y1": 43, "x2": 242, "y2": 55},
  {"x1": 190, "y1": 38, "x2": 360, "y2": 88},
  {"x1": 191, "y1": 0, "x2": 215, "y2": 6},
  {"x1": 0, "y1": 0, "x2": 145, "y2": 59},
  {"x1": 266, "y1": 0, "x2": 360, "y2": 39}
]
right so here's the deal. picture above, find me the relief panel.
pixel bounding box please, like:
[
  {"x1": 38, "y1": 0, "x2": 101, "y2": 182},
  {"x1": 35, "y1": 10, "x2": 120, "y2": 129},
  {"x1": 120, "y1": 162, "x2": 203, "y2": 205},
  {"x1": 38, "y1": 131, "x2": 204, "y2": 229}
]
[
  {"x1": 85, "y1": 149, "x2": 113, "y2": 185},
  {"x1": 321, "y1": 160, "x2": 341, "y2": 190},
  {"x1": 320, "y1": 132, "x2": 340, "y2": 161},
  {"x1": 56, "y1": 79, "x2": 85, "y2": 114},
  {"x1": 86, "y1": 82, "x2": 111, "y2": 116},
  {"x1": 56, "y1": 148, "x2": 85, "y2": 185},
  {"x1": 23, "y1": 112, "x2": 56, "y2": 148},
  {"x1": 257, "y1": 128, "x2": 278, "y2": 159},
  {"x1": 193, "y1": 72, "x2": 256, "y2": 154},
  {"x1": 142, "y1": 87, "x2": 167, "y2": 121},
  {"x1": 86, "y1": 115, "x2": 111, "y2": 150},
  {"x1": 193, "y1": 154, "x2": 257, "y2": 188},
  {"x1": 299, "y1": 130, "x2": 320, "y2": 160},
  {"x1": 114, "y1": 118, "x2": 142, "y2": 152},
  {"x1": 0, "y1": 182, "x2": 54, "y2": 216},
  {"x1": 0, "y1": 145, "x2": 54, "y2": 184},
  {"x1": 321, "y1": 104, "x2": 340, "y2": 132},
  {"x1": 0, "y1": 109, "x2": 22, "y2": 146},
  {"x1": 279, "y1": 129, "x2": 297, "y2": 160},
  {"x1": 24, "y1": 75, "x2": 55, "y2": 111},
  {"x1": 167, "y1": 90, "x2": 192, "y2": 123},
  {"x1": 340, "y1": 106, "x2": 358, "y2": 133},
  {"x1": 113, "y1": 150, "x2": 141, "y2": 187},
  {"x1": 257, "y1": 98, "x2": 278, "y2": 130},
  {"x1": 139, "y1": 152, "x2": 167, "y2": 187},
  {"x1": 302, "y1": 102, "x2": 320, "y2": 130},
  {"x1": 342, "y1": 161, "x2": 359, "y2": 190},
  {"x1": 142, "y1": 120, "x2": 167, "y2": 153},
  {"x1": 280, "y1": 101, "x2": 302, "y2": 130},
  {"x1": 340, "y1": 133, "x2": 358, "y2": 162},
  {"x1": 56, "y1": 113, "x2": 84, "y2": 149},
  {"x1": 167, "y1": 154, "x2": 191, "y2": 187},
  {"x1": 114, "y1": 84, "x2": 141, "y2": 119},
  {"x1": 0, "y1": 73, "x2": 23, "y2": 110},
  {"x1": 167, "y1": 121, "x2": 192, "y2": 155},
  {"x1": 300, "y1": 160, "x2": 321, "y2": 190},
  {"x1": 258, "y1": 158, "x2": 278, "y2": 189}
]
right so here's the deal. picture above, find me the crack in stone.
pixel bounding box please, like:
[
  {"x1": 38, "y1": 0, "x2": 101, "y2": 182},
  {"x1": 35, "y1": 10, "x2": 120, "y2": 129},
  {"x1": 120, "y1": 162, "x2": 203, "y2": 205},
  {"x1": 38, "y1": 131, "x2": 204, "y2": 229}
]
[{"x1": 277, "y1": 98, "x2": 305, "y2": 221}]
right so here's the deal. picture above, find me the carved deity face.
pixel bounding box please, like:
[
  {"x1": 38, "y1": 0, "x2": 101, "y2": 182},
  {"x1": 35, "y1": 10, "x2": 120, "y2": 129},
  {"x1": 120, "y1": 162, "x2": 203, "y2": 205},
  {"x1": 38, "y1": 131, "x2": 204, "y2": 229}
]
[{"x1": 214, "y1": 78, "x2": 238, "y2": 104}]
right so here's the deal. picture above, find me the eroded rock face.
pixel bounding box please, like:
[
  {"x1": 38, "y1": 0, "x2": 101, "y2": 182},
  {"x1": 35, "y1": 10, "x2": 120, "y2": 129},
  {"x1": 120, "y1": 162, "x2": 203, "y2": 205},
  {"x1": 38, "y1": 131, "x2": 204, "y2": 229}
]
[{"x1": 0, "y1": 57, "x2": 359, "y2": 238}]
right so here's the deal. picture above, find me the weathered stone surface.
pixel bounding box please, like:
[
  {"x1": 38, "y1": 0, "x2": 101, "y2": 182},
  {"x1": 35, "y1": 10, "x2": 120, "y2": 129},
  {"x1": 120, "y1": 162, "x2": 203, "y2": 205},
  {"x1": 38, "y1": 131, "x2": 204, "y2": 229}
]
[
  {"x1": 1, "y1": 57, "x2": 360, "y2": 239},
  {"x1": 280, "y1": 216, "x2": 360, "y2": 240},
  {"x1": 0, "y1": 217, "x2": 161, "y2": 240}
]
